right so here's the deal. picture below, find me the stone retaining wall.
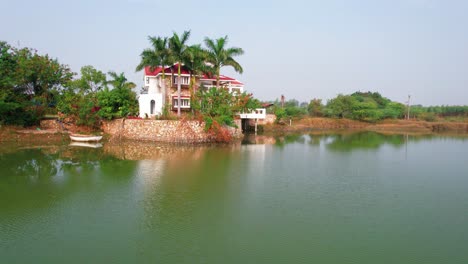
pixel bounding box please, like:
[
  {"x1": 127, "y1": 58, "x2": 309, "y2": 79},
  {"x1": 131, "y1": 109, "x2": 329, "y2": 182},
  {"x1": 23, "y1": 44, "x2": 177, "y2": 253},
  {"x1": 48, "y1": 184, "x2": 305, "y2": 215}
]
[
  {"x1": 102, "y1": 119, "x2": 243, "y2": 143},
  {"x1": 40, "y1": 119, "x2": 62, "y2": 130}
]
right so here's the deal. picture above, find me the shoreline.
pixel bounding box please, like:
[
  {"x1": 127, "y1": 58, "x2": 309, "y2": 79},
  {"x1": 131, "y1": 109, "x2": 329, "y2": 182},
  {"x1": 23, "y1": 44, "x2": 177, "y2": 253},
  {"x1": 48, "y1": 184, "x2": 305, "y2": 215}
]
[
  {"x1": 263, "y1": 118, "x2": 468, "y2": 135},
  {"x1": 1, "y1": 118, "x2": 467, "y2": 144}
]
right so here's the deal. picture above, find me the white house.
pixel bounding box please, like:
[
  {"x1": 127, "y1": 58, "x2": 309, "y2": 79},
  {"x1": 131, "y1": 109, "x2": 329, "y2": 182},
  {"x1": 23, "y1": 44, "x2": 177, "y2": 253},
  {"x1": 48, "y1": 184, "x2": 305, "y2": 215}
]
[{"x1": 138, "y1": 64, "x2": 245, "y2": 118}]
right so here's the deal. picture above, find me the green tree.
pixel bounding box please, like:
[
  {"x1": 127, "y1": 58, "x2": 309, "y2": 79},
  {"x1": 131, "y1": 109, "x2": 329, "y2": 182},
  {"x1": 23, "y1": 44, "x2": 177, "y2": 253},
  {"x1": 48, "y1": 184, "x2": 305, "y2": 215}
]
[
  {"x1": 325, "y1": 94, "x2": 357, "y2": 118},
  {"x1": 70, "y1": 65, "x2": 107, "y2": 94},
  {"x1": 192, "y1": 87, "x2": 259, "y2": 130},
  {"x1": 183, "y1": 44, "x2": 211, "y2": 96},
  {"x1": 169, "y1": 30, "x2": 191, "y2": 117},
  {"x1": 106, "y1": 71, "x2": 136, "y2": 91},
  {"x1": 136, "y1": 36, "x2": 172, "y2": 102},
  {"x1": 0, "y1": 41, "x2": 20, "y2": 91},
  {"x1": 0, "y1": 41, "x2": 74, "y2": 125},
  {"x1": 308, "y1": 98, "x2": 323, "y2": 117},
  {"x1": 204, "y1": 36, "x2": 244, "y2": 88},
  {"x1": 15, "y1": 47, "x2": 74, "y2": 106},
  {"x1": 97, "y1": 71, "x2": 138, "y2": 120}
]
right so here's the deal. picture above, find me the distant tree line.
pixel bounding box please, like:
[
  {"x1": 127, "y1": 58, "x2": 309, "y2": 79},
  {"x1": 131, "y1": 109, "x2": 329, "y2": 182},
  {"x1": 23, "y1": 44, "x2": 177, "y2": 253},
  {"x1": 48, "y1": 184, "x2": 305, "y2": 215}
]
[{"x1": 268, "y1": 92, "x2": 468, "y2": 123}]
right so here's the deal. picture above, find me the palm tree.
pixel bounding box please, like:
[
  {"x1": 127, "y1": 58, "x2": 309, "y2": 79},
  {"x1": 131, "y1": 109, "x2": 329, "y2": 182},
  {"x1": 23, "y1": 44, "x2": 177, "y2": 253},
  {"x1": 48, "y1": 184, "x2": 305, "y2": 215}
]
[
  {"x1": 169, "y1": 30, "x2": 191, "y2": 117},
  {"x1": 204, "y1": 36, "x2": 244, "y2": 88},
  {"x1": 107, "y1": 71, "x2": 136, "y2": 90},
  {"x1": 183, "y1": 45, "x2": 212, "y2": 95},
  {"x1": 136, "y1": 36, "x2": 172, "y2": 101}
]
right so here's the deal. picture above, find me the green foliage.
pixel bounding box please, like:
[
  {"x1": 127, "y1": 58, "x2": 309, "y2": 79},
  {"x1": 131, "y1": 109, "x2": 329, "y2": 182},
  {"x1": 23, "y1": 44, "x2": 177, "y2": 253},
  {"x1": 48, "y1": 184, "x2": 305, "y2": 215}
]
[
  {"x1": 106, "y1": 71, "x2": 136, "y2": 91},
  {"x1": 308, "y1": 98, "x2": 324, "y2": 117},
  {"x1": 285, "y1": 105, "x2": 307, "y2": 117},
  {"x1": 204, "y1": 36, "x2": 244, "y2": 88},
  {"x1": 169, "y1": 30, "x2": 191, "y2": 116},
  {"x1": 324, "y1": 92, "x2": 405, "y2": 122},
  {"x1": 97, "y1": 87, "x2": 138, "y2": 120},
  {"x1": 269, "y1": 99, "x2": 308, "y2": 123},
  {"x1": 274, "y1": 108, "x2": 286, "y2": 123},
  {"x1": 69, "y1": 65, "x2": 106, "y2": 94},
  {"x1": 408, "y1": 105, "x2": 468, "y2": 121},
  {"x1": 0, "y1": 101, "x2": 37, "y2": 126},
  {"x1": 192, "y1": 87, "x2": 260, "y2": 130},
  {"x1": 136, "y1": 36, "x2": 172, "y2": 73},
  {"x1": 15, "y1": 46, "x2": 74, "y2": 103},
  {"x1": 383, "y1": 102, "x2": 405, "y2": 119},
  {"x1": 56, "y1": 71, "x2": 138, "y2": 127},
  {"x1": 77, "y1": 96, "x2": 100, "y2": 127},
  {"x1": 0, "y1": 41, "x2": 73, "y2": 126},
  {"x1": 325, "y1": 94, "x2": 357, "y2": 119}
]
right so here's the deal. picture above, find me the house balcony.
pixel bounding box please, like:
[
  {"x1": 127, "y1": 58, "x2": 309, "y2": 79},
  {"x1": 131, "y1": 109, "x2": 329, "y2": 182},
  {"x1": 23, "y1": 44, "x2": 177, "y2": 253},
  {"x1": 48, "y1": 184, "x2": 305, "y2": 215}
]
[{"x1": 202, "y1": 85, "x2": 243, "y2": 94}]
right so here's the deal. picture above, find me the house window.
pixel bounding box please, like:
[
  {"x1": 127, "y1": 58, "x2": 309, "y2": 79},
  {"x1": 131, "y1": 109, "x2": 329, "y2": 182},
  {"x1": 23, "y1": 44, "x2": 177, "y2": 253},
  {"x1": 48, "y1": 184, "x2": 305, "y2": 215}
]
[
  {"x1": 172, "y1": 97, "x2": 190, "y2": 109},
  {"x1": 146, "y1": 77, "x2": 149, "y2": 84},
  {"x1": 232, "y1": 88, "x2": 241, "y2": 94},
  {"x1": 173, "y1": 76, "x2": 190, "y2": 85}
]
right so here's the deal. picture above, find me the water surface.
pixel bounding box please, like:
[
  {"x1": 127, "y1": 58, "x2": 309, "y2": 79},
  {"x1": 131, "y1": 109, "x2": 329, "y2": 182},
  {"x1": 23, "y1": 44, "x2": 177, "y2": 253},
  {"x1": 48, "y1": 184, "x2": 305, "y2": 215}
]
[{"x1": 1, "y1": 132, "x2": 467, "y2": 263}]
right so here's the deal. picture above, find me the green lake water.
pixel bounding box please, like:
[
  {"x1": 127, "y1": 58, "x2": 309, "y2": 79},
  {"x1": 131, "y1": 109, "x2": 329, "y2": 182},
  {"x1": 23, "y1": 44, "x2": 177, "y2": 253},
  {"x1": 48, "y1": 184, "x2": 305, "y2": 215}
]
[{"x1": 1, "y1": 132, "x2": 467, "y2": 263}]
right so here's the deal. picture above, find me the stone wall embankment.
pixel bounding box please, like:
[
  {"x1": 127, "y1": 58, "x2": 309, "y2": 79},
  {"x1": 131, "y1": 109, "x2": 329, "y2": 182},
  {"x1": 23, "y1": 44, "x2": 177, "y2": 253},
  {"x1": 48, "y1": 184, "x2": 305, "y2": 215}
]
[{"x1": 102, "y1": 119, "x2": 243, "y2": 143}]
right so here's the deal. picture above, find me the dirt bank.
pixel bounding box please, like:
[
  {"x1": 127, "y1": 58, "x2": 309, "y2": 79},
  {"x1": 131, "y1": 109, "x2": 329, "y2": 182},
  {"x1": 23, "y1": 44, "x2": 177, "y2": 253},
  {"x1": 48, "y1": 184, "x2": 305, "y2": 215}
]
[
  {"x1": 0, "y1": 126, "x2": 69, "y2": 143},
  {"x1": 264, "y1": 118, "x2": 468, "y2": 134}
]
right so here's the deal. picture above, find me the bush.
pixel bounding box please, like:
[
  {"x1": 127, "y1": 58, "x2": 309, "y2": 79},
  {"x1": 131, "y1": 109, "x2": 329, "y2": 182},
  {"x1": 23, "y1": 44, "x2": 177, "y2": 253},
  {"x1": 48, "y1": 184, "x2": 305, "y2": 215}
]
[
  {"x1": 308, "y1": 99, "x2": 324, "y2": 117},
  {"x1": 0, "y1": 101, "x2": 42, "y2": 126},
  {"x1": 417, "y1": 112, "x2": 437, "y2": 122},
  {"x1": 97, "y1": 88, "x2": 138, "y2": 120},
  {"x1": 192, "y1": 87, "x2": 259, "y2": 130}
]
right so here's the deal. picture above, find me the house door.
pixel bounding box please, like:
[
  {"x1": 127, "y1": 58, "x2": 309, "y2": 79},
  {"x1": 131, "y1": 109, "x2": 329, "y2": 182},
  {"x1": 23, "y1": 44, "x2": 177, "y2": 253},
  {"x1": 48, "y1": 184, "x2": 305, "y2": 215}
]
[{"x1": 150, "y1": 100, "x2": 155, "y2": 115}]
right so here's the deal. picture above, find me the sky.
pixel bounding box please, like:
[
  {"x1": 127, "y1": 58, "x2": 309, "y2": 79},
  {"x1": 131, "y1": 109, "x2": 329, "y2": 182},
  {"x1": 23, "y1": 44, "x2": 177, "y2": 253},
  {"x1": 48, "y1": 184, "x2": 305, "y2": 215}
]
[{"x1": 1, "y1": 0, "x2": 467, "y2": 106}]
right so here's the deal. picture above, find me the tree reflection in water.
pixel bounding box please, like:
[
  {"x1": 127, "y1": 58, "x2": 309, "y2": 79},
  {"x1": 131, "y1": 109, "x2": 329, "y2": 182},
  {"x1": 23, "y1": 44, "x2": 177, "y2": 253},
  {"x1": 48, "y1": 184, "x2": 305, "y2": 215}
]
[
  {"x1": 324, "y1": 132, "x2": 405, "y2": 152},
  {"x1": 0, "y1": 146, "x2": 137, "y2": 215}
]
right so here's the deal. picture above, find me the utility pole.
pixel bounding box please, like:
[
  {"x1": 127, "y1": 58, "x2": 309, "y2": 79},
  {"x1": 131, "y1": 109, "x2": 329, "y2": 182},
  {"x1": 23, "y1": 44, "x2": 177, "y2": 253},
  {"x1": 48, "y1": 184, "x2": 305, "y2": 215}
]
[
  {"x1": 281, "y1": 95, "x2": 285, "y2": 108},
  {"x1": 406, "y1": 95, "x2": 411, "y2": 120}
]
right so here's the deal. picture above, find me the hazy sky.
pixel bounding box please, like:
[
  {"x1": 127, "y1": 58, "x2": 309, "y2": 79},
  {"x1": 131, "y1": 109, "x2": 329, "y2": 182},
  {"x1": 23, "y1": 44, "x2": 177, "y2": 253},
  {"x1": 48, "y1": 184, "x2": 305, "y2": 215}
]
[{"x1": 1, "y1": 0, "x2": 467, "y2": 105}]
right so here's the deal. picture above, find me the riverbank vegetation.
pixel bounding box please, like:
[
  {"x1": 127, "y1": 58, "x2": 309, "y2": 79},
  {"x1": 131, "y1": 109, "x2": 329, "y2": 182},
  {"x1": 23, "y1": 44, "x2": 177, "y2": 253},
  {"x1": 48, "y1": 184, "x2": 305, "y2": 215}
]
[
  {"x1": 0, "y1": 41, "x2": 138, "y2": 128},
  {"x1": 268, "y1": 92, "x2": 468, "y2": 124}
]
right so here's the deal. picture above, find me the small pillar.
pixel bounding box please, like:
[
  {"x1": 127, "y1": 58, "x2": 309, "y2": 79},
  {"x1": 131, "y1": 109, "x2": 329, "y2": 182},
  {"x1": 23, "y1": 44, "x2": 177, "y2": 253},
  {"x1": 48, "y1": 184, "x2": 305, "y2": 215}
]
[{"x1": 255, "y1": 119, "x2": 258, "y2": 134}]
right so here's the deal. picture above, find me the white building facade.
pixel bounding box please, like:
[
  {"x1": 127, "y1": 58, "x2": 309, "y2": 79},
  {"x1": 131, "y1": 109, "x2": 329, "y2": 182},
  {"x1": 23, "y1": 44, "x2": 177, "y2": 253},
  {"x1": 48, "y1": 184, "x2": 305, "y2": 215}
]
[{"x1": 138, "y1": 65, "x2": 245, "y2": 118}]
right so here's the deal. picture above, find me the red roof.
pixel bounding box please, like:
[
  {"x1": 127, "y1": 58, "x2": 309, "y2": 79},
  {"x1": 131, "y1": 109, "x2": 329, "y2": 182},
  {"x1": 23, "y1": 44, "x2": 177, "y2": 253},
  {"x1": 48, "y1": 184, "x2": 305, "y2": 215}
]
[
  {"x1": 144, "y1": 67, "x2": 163, "y2": 76},
  {"x1": 144, "y1": 65, "x2": 243, "y2": 85},
  {"x1": 200, "y1": 75, "x2": 244, "y2": 85},
  {"x1": 144, "y1": 64, "x2": 190, "y2": 76}
]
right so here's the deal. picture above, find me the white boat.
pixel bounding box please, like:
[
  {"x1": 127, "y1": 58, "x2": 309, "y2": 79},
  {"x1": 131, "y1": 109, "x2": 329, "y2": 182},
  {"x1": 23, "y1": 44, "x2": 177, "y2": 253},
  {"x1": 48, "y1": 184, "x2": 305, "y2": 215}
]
[{"x1": 69, "y1": 134, "x2": 103, "y2": 142}]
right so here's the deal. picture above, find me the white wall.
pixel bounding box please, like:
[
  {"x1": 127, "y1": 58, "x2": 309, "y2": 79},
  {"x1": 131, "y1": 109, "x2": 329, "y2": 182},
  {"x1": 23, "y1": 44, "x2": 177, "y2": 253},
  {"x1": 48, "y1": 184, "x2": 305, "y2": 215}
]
[
  {"x1": 147, "y1": 76, "x2": 159, "y2": 94},
  {"x1": 139, "y1": 93, "x2": 163, "y2": 118}
]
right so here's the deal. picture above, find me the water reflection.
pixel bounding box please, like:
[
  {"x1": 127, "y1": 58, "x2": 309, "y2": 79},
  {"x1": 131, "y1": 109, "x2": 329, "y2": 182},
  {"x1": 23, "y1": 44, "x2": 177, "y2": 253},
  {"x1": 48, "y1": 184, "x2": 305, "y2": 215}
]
[
  {"x1": 0, "y1": 146, "x2": 137, "y2": 216},
  {"x1": 2, "y1": 133, "x2": 468, "y2": 263},
  {"x1": 323, "y1": 132, "x2": 405, "y2": 152},
  {"x1": 244, "y1": 131, "x2": 468, "y2": 152}
]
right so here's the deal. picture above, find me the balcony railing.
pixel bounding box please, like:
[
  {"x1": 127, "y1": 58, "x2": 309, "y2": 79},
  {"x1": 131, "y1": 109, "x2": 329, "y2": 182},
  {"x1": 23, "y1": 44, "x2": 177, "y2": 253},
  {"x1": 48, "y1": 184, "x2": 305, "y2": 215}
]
[{"x1": 239, "y1": 108, "x2": 266, "y2": 119}]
